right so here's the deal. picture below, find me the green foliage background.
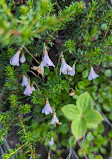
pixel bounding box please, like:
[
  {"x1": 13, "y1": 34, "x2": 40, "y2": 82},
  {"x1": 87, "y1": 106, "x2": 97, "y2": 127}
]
[{"x1": 0, "y1": 0, "x2": 112, "y2": 159}]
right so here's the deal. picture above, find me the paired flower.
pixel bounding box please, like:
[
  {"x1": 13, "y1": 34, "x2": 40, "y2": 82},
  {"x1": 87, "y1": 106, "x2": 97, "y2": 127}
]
[
  {"x1": 42, "y1": 99, "x2": 53, "y2": 115},
  {"x1": 60, "y1": 57, "x2": 73, "y2": 75},
  {"x1": 49, "y1": 137, "x2": 54, "y2": 146},
  {"x1": 88, "y1": 67, "x2": 99, "y2": 81},
  {"x1": 21, "y1": 75, "x2": 29, "y2": 87},
  {"x1": 10, "y1": 48, "x2": 26, "y2": 66},
  {"x1": 67, "y1": 63, "x2": 75, "y2": 76},
  {"x1": 20, "y1": 54, "x2": 26, "y2": 63},
  {"x1": 42, "y1": 45, "x2": 55, "y2": 68},
  {"x1": 10, "y1": 50, "x2": 21, "y2": 66}
]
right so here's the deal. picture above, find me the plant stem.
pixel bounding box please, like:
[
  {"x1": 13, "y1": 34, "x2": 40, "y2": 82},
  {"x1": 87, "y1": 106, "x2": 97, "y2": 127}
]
[
  {"x1": 77, "y1": 140, "x2": 88, "y2": 159},
  {"x1": 19, "y1": 115, "x2": 36, "y2": 159},
  {"x1": 23, "y1": 46, "x2": 40, "y2": 64}
]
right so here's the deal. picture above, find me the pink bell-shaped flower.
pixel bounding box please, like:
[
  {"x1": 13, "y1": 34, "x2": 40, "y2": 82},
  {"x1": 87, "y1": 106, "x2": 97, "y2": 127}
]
[
  {"x1": 50, "y1": 112, "x2": 61, "y2": 125},
  {"x1": 60, "y1": 57, "x2": 72, "y2": 75},
  {"x1": 49, "y1": 137, "x2": 54, "y2": 146},
  {"x1": 88, "y1": 67, "x2": 99, "y2": 81},
  {"x1": 21, "y1": 75, "x2": 29, "y2": 87},
  {"x1": 42, "y1": 45, "x2": 55, "y2": 67},
  {"x1": 23, "y1": 84, "x2": 33, "y2": 96},
  {"x1": 10, "y1": 49, "x2": 21, "y2": 66},
  {"x1": 42, "y1": 99, "x2": 53, "y2": 115},
  {"x1": 20, "y1": 54, "x2": 26, "y2": 63},
  {"x1": 68, "y1": 63, "x2": 75, "y2": 76}
]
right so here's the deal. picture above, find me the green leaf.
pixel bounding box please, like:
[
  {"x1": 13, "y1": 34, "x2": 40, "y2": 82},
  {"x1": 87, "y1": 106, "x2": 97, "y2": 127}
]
[
  {"x1": 76, "y1": 92, "x2": 93, "y2": 113},
  {"x1": 82, "y1": 69, "x2": 89, "y2": 78},
  {"x1": 71, "y1": 118, "x2": 87, "y2": 140},
  {"x1": 61, "y1": 104, "x2": 80, "y2": 121},
  {"x1": 87, "y1": 123, "x2": 98, "y2": 128},
  {"x1": 84, "y1": 110, "x2": 103, "y2": 125},
  {"x1": 95, "y1": 155, "x2": 103, "y2": 159},
  {"x1": 101, "y1": 23, "x2": 107, "y2": 30},
  {"x1": 78, "y1": 81, "x2": 86, "y2": 89}
]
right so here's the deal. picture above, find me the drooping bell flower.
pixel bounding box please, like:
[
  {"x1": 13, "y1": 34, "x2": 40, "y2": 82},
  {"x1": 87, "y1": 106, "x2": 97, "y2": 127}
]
[
  {"x1": 31, "y1": 62, "x2": 44, "y2": 77},
  {"x1": 88, "y1": 67, "x2": 99, "y2": 81},
  {"x1": 42, "y1": 44, "x2": 55, "y2": 67},
  {"x1": 31, "y1": 86, "x2": 35, "y2": 92},
  {"x1": 60, "y1": 57, "x2": 72, "y2": 75},
  {"x1": 21, "y1": 75, "x2": 29, "y2": 87},
  {"x1": 50, "y1": 112, "x2": 61, "y2": 125},
  {"x1": 23, "y1": 84, "x2": 33, "y2": 96},
  {"x1": 10, "y1": 49, "x2": 22, "y2": 66},
  {"x1": 20, "y1": 54, "x2": 26, "y2": 63},
  {"x1": 49, "y1": 137, "x2": 54, "y2": 146},
  {"x1": 67, "y1": 63, "x2": 75, "y2": 76},
  {"x1": 42, "y1": 99, "x2": 53, "y2": 115}
]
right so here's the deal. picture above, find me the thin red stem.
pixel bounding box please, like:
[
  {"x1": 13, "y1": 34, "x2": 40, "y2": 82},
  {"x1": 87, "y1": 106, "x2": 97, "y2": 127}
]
[{"x1": 77, "y1": 140, "x2": 88, "y2": 159}]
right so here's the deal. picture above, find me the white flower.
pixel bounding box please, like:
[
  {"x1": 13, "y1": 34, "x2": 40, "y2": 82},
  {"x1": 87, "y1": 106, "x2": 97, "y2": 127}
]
[
  {"x1": 42, "y1": 99, "x2": 53, "y2": 115},
  {"x1": 21, "y1": 75, "x2": 29, "y2": 87},
  {"x1": 23, "y1": 84, "x2": 33, "y2": 96},
  {"x1": 50, "y1": 113, "x2": 61, "y2": 125},
  {"x1": 67, "y1": 63, "x2": 75, "y2": 76},
  {"x1": 88, "y1": 67, "x2": 99, "y2": 81},
  {"x1": 10, "y1": 50, "x2": 21, "y2": 66},
  {"x1": 60, "y1": 57, "x2": 72, "y2": 75},
  {"x1": 49, "y1": 137, "x2": 54, "y2": 146},
  {"x1": 20, "y1": 54, "x2": 26, "y2": 63},
  {"x1": 42, "y1": 47, "x2": 55, "y2": 67},
  {"x1": 31, "y1": 86, "x2": 35, "y2": 91}
]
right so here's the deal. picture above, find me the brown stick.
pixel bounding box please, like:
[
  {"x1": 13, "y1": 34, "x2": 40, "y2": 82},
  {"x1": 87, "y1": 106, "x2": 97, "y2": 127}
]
[{"x1": 23, "y1": 46, "x2": 40, "y2": 64}]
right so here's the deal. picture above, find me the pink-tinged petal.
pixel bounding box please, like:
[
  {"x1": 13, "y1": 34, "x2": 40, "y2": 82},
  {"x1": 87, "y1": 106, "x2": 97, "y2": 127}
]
[
  {"x1": 10, "y1": 50, "x2": 21, "y2": 66},
  {"x1": 49, "y1": 137, "x2": 54, "y2": 146},
  {"x1": 42, "y1": 100, "x2": 53, "y2": 115},
  {"x1": 51, "y1": 114, "x2": 59, "y2": 124},
  {"x1": 42, "y1": 52, "x2": 55, "y2": 67},
  {"x1": 23, "y1": 84, "x2": 32, "y2": 96},
  {"x1": 31, "y1": 86, "x2": 35, "y2": 92},
  {"x1": 88, "y1": 67, "x2": 99, "y2": 81},
  {"x1": 68, "y1": 64, "x2": 75, "y2": 76},
  {"x1": 21, "y1": 75, "x2": 29, "y2": 87},
  {"x1": 20, "y1": 54, "x2": 26, "y2": 63},
  {"x1": 60, "y1": 58, "x2": 72, "y2": 75}
]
